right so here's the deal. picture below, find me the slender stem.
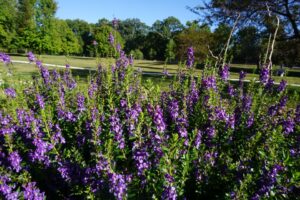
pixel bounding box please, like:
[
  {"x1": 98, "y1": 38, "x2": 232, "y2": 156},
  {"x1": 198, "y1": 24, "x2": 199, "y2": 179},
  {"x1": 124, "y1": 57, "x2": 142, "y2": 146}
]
[
  {"x1": 222, "y1": 13, "x2": 240, "y2": 67},
  {"x1": 268, "y1": 16, "x2": 280, "y2": 71}
]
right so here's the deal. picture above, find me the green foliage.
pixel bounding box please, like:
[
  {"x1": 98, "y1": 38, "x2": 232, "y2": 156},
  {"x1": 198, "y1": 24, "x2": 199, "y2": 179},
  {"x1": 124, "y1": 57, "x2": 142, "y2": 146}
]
[
  {"x1": 175, "y1": 24, "x2": 213, "y2": 62},
  {"x1": 66, "y1": 19, "x2": 93, "y2": 56},
  {"x1": 165, "y1": 39, "x2": 176, "y2": 62},
  {"x1": 130, "y1": 49, "x2": 144, "y2": 60},
  {"x1": 93, "y1": 25, "x2": 124, "y2": 57},
  {"x1": 233, "y1": 26, "x2": 261, "y2": 64},
  {"x1": 0, "y1": 0, "x2": 17, "y2": 50}
]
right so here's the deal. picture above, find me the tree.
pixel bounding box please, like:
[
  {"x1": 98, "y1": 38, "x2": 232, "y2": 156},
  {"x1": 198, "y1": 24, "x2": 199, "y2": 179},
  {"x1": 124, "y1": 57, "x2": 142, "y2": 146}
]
[
  {"x1": 143, "y1": 32, "x2": 168, "y2": 60},
  {"x1": 192, "y1": 0, "x2": 300, "y2": 40},
  {"x1": 93, "y1": 25, "x2": 124, "y2": 57},
  {"x1": 211, "y1": 23, "x2": 232, "y2": 56},
  {"x1": 50, "y1": 19, "x2": 80, "y2": 55},
  {"x1": 152, "y1": 17, "x2": 184, "y2": 39},
  {"x1": 117, "y1": 18, "x2": 149, "y2": 53},
  {"x1": 175, "y1": 24, "x2": 213, "y2": 63},
  {"x1": 66, "y1": 19, "x2": 93, "y2": 56},
  {"x1": 34, "y1": 0, "x2": 57, "y2": 53},
  {"x1": 16, "y1": 0, "x2": 37, "y2": 51},
  {"x1": 165, "y1": 39, "x2": 176, "y2": 62},
  {"x1": 0, "y1": 0, "x2": 17, "y2": 51},
  {"x1": 233, "y1": 26, "x2": 261, "y2": 63},
  {"x1": 95, "y1": 18, "x2": 110, "y2": 27}
]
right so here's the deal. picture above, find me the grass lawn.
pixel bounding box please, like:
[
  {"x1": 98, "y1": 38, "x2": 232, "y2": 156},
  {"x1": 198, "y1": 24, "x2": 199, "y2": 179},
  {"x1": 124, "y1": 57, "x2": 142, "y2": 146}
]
[{"x1": 2, "y1": 54, "x2": 300, "y2": 85}]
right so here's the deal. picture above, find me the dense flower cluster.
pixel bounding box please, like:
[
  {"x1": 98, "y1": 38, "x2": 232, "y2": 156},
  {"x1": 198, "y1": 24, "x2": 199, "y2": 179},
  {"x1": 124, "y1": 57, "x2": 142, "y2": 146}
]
[{"x1": 0, "y1": 43, "x2": 299, "y2": 200}]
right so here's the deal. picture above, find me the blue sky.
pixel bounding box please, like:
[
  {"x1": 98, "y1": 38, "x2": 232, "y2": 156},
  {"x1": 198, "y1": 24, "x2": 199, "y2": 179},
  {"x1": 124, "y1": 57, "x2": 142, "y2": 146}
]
[{"x1": 55, "y1": 0, "x2": 201, "y2": 26}]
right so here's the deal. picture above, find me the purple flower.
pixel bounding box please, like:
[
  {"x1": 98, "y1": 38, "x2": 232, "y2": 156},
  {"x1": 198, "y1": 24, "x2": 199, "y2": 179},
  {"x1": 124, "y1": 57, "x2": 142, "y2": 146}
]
[
  {"x1": 215, "y1": 107, "x2": 229, "y2": 122},
  {"x1": 278, "y1": 80, "x2": 287, "y2": 92},
  {"x1": 116, "y1": 43, "x2": 121, "y2": 53},
  {"x1": 108, "y1": 172, "x2": 127, "y2": 200},
  {"x1": 126, "y1": 104, "x2": 142, "y2": 136},
  {"x1": 57, "y1": 162, "x2": 71, "y2": 182},
  {"x1": 23, "y1": 182, "x2": 45, "y2": 200},
  {"x1": 260, "y1": 67, "x2": 269, "y2": 85},
  {"x1": 50, "y1": 124, "x2": 65, "y2": 144},
  {"x1": 162, "y1": 185, "x2": 177, "y2": 200},
  {"x1": 186, "y1": 47, "x2": 194, "y2": 68},
  {"x1": 194, "y1": 130, "x2": 202, "y2": 149},
  {"x1": 0, "y1": 176, "x2": 12, "y2": 195},
  {"x1": 246, "y1": 113, "x2": 254, "y2": 128},
  {"x1": 186, "y1": 80, "x2": 199, "y2": 113},
  {"x1": 110, "y1": 109, "x2": 125, "y2": 149},
  {"x1": 219, "y1": 65, "x2": 230, "y2": 81},
  {"x1": 27, "y1": 52, "x2": 36, "y2": 62},
  {"x1": 226, "y1": 115, "x2": 235, "y2": 129},
  {"x1": 0, "y1": 53, "x2": 11, "y2": 64},
  {"x1": 202, "y1": 76, "x2": 217, "y2": 91},
  {"x1": 228, "y1": 85, "x2": 235, "y2": 97},
  {"x1": 88, "y1": 81, "x2": 97, "y2": 98},
  {"x1": 8, "y1": 151, "x2": 22, "y2": 172},
  {"x1": 120, "y1": 99, "x2": 127, "y2": 108},
  {"x1": 133, "y1": 145, "x2": 150, "y2": 176},
  {"x1": 31, "y1": 138, "x2": 53, "y2": 166},
  {"x1": 6, "y1": 191, "x2": 19, "y2": 200},
  {"x1": 153, "y1": 105, "x2": 166, "y2": 133},
  {"x1": 5, "y1": 88, "x2": 16, "y2": 98},
  {"x1": 169, "y1": 99, "x2": 179, "y2": 121},
  {"x1": 112, "y1": 18, "x2": 119, "y2": 28},
  {"x1": 63, "y1": 66, "x2": 77, "y2": 89},
  {"x1": 76, "y1": 93, "x2": 85, "y2": 112},
  {"x1": 206, "y1": 126, "x2": 216, "y2": 138},
  {"x1": 278, "y1": 96, "x2": 288, "y2": 109},
  {"x1": 116, "y1": 51, "x2": 129, "y2": 69},
  {"x1": 108, "y1": 33, "x2": 115, "y2": 46},
  {"x1": 39, "y1": 65, "x2": 51, "y2": 86},
  {"x1": 242, "y1": 95, "x2": 252, "y2": 112},
  {"x1": 36, "y1": 94, "x2": 45, "y2": 109},
  {"x1": 265, "y1": 78, "x2": 274, "y2": 91},
  {"x1": 268, "y1": 105, "x2": 278, "y2": 116},
  {"x1": 283, "y1": 117, "x2": 294, "y2": 134}
]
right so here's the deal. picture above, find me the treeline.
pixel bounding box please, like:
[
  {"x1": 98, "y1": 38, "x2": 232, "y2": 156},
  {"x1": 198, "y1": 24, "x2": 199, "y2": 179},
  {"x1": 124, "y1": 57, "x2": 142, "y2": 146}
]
[{"x1": 0, "y1": 0, "x2": 299, "y2": 66}]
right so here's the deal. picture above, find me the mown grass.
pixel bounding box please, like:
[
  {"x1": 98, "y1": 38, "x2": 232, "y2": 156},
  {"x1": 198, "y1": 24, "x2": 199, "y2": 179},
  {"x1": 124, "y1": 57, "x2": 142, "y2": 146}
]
[{"x1": 2, "y1": 54, "x2": 300, "y2": 85}]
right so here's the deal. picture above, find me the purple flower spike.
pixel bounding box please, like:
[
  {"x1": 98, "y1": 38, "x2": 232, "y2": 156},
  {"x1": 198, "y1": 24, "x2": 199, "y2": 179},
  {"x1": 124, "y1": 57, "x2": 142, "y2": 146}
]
[
  {"x1": 36, "y1": 94, "x2": 45, "y2": 109},
  {"x1": 162, "y1": 185, "x2": 177, "y2": 200},
  {"x1": 278, "y1": 80, "x2": 287, "y2": 92},
  {"x1": 260, "y1": 66, "x2": 269, "y2": 85},
  {"x1": 112, "y1": 17, "x2": 119, "y2": 28},
  {"x1": 76, "y1": 93, "x2": 85, "y2": 112},
  {"x1": 186, "y1": 47, "x2": 194, "y2": 68},
  {"x1": 27, "y1": 52, "x2": 36, "y2": 62},
  {"x1": 202, "y1": 76, "x2": 217, "y2": 91},
  {"x1": 153, "y1": 105, "x2": 166, "y2": 133},
  {"x1": 8, "y1": 151, "x2": 22, "y2": 172},
  {"x1": 109, "y1": 33, "x2": 115, "y2": 46},
  {"x1": 5, "y1": 88, "x2": 16, "y2": 98},
  {"x1": 219, "y1": 65, "x2": 230, "y2": 81},
  {"x1": 23, "y1": 182, "x2": 45, "y2": 200},
  {"x1": 0, "y1": 53, "x2": 11, "y2": 64}
]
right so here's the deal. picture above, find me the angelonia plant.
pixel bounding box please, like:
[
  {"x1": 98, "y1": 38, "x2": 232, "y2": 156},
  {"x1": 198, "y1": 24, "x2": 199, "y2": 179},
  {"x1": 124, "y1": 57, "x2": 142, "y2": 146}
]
[{"x1": 0, "y1": 35, "x2": 299, "y2": 200}]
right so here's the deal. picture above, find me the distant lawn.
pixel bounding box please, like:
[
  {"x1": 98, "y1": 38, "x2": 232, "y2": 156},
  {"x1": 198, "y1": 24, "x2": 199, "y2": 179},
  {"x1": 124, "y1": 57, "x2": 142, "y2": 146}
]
[{"x1": 2, "y1": 54, "x2": 300, "y2": 85}]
